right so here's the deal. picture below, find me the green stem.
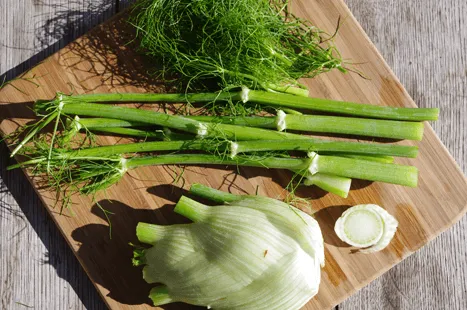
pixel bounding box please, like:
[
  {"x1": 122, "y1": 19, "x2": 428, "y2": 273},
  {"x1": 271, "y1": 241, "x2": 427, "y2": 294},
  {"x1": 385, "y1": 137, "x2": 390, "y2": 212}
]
[
  {"x1": 89, "y1": 127, "x2": 192, "y2": 140},
  {"x1": 56, "y1": 103, "x2": 300, "y2": 141},
  {"x1": 246, "y1": 90, "x2": 439, "y2": 121},
  {"x1": 64, "y1": 91, "x2": 239, "y2": 103},
  {"x1": 46, "y1": 89, "x2": 438, "y2": 121},
  {"x1": 126, "y1": 154, "x2": 310, "y2": 171},
  {"x1": 189, "y1": 183, "x2": 241, "y2": 203},
  {"x1": 136, "y1": 222, "x2": 168, "y2": 245},
  {"x1": 60, "y1": 103, "x2": 205, "y2": 135},
  {"x1": 303, "y1": 174, "x2": 351, "y2": 198},
  {"x1": 125, "y1": 154, "x2": 417, "y2": 187},
  {"x1": 10, "y1": 111, "x2": 58, "y2": 157},
  {"x1": 66, "y1": 117, "x2": 192, "y2": 139},
  {"x1": 233, "y1": 139, "x2": 418, "y2": 158},
  {"x1": 69, "y1": 117, "x2": 148, "y2": 128},
  {"x1": 61, "y1": 140, "x2": 219, "y2": 158},
  {"x1": 309, "y1": 153, "x2": 418, "y2": 187},
  {"x1": 149, "y1": 285, "x2": 173, "y2": 306},
  {"x1": 330, "y1": 153, "x2": 394, "y2": 163},
  {"x1": 174, "y1": 196, "x2": 211, "y2": 222},
  {"x1": 88, "y1": 127, "x2": 168, "y2": 138},
  {"x1": 190, "y1": 113, "x2": 424, "y2": 140}
]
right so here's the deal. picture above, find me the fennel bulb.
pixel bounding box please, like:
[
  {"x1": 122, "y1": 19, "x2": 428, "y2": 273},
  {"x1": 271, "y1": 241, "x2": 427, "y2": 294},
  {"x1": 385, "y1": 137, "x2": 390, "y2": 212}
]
[{"x1": 133, "y1": 184, "x2": 325, "y2": 309}]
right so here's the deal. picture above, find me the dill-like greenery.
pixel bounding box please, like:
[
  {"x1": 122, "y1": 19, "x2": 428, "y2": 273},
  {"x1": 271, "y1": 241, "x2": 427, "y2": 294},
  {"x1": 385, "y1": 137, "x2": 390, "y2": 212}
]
[{"x1": 131, "y1": 0, "x2": 344, "y2": 92}]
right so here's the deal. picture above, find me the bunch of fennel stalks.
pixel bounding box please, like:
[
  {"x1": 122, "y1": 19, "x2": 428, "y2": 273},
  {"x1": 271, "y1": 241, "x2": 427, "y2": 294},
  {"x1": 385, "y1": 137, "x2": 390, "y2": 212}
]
[{"x1": 9, "y1": 86, "x2": 437, "y2": 199}]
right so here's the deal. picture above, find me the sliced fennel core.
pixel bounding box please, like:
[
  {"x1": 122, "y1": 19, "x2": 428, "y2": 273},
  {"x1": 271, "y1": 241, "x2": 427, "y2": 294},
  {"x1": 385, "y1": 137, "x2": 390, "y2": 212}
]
[
  {"x1": 334, "y1": 204, "x2": 398, "y2": 253},
  {"x1": 133, "y1": 184, "x2": 325, "y2": 310}
]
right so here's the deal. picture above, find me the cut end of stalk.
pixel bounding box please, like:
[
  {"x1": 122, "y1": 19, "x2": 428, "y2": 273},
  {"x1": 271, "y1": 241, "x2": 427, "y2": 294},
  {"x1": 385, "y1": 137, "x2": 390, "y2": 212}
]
[
  {"x1": 276, "y1": 110, "x2": 287, "y2": 132},
  {"x1": 304, "y1": 173, "x2": 351, "y2": 198},
  {"x1": 196, "y1": 123, "x2": 208, "y2": 137},
  {"x1": 230, "y1": 141, "x2": 239, "y2": 158},
  {"x1": 136, "y1": 222, "x2": 167, "y2": 245},
  {"x1": 240, "y1": 86, "x2": 250, "y2": 103},
  {"x1": 149, "y1": 285, "x2": 173, "y2": 307},
  {"x1": 174, "y1": 196, "x2": 211, "y2": 222}
]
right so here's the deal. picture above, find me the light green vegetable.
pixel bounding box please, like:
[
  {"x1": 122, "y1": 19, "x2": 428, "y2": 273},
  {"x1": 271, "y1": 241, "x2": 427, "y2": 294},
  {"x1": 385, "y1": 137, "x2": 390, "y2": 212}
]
[
  {"x1": 190, "y1": 110, "x2": 425, "y2": 140},
  {"x1": 334, "y1": 204, "x2": 398, "y2": 253},
  {"x1": 133, "y1": 184, "x2": 325, "y2": 309}
]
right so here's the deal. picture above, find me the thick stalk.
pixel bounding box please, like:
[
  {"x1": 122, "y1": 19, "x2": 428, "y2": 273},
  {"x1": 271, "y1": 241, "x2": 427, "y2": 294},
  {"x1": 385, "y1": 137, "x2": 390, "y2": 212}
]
[
  {"x1": 174, "y1": 196, "x2": 211, "y2": 222},
  {"x1": 57, "y1": 103, "x2": 301, "y2": 141},
  {"x1": 50, "y1": 89, "x2": 438, "y2": 121},
  {"x1": 149, "y1": 286, "x2": 173, "y2": 306},
  {"x1": 66, "y1": 117, "x2": 193, "y2": 139},
  {"x1": 136, "y1": 223, "x2": 168, "y2": 245},
  {"x1": 126, "y1": 154, "x2": 311, "y2": 171},
  {"x1": 246, "y1": 90, "x2": 439, "y2": 121},
  {"x1": 308, "y1": 154, "x2": 418, "y2": 187},
  {"x1": 329, "y1": 154, "x2": 394, "y2": 163},
  {"x1": 303, "y1": 174, "x2": 351, "y2": 198},
  {"x1": 125, "y1": 154, "x2": 417, "y2": 187},
  {"x1": 190, "y1": 113, "x2": 424, "y2": 140}
]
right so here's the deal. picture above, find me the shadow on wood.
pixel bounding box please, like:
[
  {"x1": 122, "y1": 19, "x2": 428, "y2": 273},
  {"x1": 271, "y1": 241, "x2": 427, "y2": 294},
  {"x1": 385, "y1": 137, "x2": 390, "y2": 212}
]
[
  {"x1": 314, "y1": 205, "x2": 352, "y2": 248},
  {"x1": 70, "y1": 199, "x2": 202, "y2": 309},
  {"x1": 0, "y1": 142, "x2": 106, "y2": 310},
  {"x1": 0, "y1": 0, "x2": 116, "y2": 82}
]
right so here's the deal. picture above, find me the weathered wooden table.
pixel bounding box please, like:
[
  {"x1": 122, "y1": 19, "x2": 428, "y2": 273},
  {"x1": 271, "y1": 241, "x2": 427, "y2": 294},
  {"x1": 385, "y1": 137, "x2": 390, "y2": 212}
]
[{"x1": 1, "y1": 0, "x2": 466, "y2": 309}]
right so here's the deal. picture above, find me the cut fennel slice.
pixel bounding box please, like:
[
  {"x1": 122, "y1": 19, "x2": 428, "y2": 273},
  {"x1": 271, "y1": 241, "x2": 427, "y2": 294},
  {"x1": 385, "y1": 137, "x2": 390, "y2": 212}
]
[{"x1": 334, "y1": 204, "x2": 398, "y2": 253}]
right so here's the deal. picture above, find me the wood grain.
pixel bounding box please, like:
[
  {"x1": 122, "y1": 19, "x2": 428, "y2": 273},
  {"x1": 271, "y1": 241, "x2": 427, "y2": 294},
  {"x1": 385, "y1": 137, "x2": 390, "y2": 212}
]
[
  {"x1": 340, "y1": 1, "x2": 467, "y2": 309},
  {"x1": 0, "y1": 1, "x2": 466, "y2": 310}
]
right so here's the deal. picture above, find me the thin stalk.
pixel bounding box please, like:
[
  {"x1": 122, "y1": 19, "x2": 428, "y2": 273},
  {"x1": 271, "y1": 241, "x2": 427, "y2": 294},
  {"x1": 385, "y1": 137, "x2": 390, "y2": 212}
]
[
  {"x1": 233, "y1": 140, "x2": 418, "y2": 158},
  {"x1": 190, "y1": 113, "x2": 424, "y2": 140},
  {"x1": 10, "y1": 111, "x2": 58, "y2": 157},
  {"x1": 89, "y1": 127, "x2": 193, "y2": 140},
  {"x1": 189, "y1": 183, "x2": 241, "y2": 203},
  {"x1": 68, "y1": 117, "x2": 148, "y2": 128},
  {"x1": 125, "y1": 154, "x2": 417, "y2": 187},
  {"x1": 64, "y1": 91, "x2": 239, "y2": 103},
  {"x1": 88, "y1": 127, "x2": 172, "y2": 138}
]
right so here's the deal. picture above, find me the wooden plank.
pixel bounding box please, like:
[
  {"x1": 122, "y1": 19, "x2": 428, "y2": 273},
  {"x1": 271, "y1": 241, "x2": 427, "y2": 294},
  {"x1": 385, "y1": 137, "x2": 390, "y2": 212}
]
[
  {"x1": 0, "y1": 0, "x2": 116, "y2": 81},
  {"x1": 0, "y1": 0, "x2": 465, "y2": 310},
  {"x1": 339, "y1": 0, "x2": 467, "y2": 308},
  {"x1": 0, "y1": 1, "x2": 115, "y2": 309}
]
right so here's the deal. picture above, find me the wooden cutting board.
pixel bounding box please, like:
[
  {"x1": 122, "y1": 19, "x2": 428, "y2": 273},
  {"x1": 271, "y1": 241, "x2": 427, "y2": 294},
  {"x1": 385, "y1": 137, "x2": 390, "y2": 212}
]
[{"x1": 1, "y1": 0, "x2": 466, "y2": 309}]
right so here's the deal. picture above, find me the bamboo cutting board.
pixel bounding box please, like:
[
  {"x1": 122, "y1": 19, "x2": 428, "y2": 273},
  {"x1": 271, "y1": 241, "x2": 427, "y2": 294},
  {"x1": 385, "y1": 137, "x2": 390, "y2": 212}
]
[{"x1": 1, "y1": 0, "x2": 466, "y2": 309}]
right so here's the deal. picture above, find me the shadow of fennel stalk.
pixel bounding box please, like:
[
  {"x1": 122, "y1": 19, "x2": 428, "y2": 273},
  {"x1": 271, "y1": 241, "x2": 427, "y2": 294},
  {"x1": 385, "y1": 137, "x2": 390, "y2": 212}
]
[{"x1": 130, "y1": 0, "x2": 345, "y2": 94}]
